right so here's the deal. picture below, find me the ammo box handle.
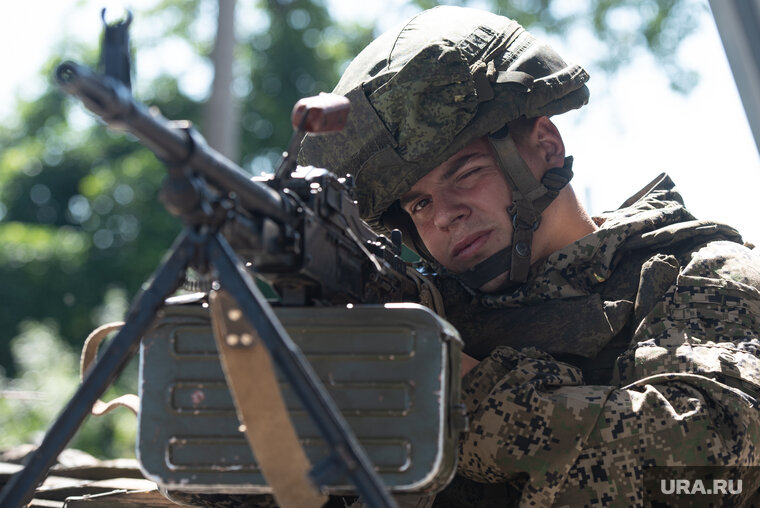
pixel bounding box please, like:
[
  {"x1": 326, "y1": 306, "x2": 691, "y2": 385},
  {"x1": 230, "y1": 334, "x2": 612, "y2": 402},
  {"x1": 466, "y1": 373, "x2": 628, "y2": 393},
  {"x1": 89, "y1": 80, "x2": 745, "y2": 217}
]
[{"x1": 80, "y1": 321, "x2": 140, "y2": 416}]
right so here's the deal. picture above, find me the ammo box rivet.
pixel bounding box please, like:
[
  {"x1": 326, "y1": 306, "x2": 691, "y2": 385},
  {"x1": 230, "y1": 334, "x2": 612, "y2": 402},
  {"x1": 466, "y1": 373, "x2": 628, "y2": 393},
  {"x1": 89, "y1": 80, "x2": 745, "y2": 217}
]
[{"x1": 226, "y1": 334, "x2": 240, "y2": 346}]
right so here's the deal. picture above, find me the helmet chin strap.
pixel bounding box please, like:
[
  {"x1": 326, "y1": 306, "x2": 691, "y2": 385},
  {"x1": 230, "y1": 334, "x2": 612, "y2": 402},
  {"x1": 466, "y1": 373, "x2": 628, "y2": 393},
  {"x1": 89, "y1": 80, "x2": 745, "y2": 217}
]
[
  {"x1": 442, "y1": 244, "x2": 513, "y2": 289},
  {"x1": 444, "y1": 128, "x2": 574, "y2": 290}
]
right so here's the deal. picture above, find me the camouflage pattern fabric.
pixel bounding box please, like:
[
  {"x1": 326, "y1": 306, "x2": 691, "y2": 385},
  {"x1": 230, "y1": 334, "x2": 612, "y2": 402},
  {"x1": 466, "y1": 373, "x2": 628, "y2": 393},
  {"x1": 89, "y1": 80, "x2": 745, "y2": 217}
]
[{"x1": 439, "y1": 174, "x2": 760, "y2": 506}]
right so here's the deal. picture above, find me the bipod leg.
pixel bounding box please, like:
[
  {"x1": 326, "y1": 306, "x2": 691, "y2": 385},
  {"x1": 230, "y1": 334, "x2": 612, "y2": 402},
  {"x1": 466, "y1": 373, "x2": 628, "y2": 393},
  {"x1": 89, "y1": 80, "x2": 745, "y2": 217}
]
[
  {"x1": 207, "y1": 232, "x2": 397, "y2": 508},
  {"x1": 0, "y1": 228, "x2": 198, "y2": 508}
]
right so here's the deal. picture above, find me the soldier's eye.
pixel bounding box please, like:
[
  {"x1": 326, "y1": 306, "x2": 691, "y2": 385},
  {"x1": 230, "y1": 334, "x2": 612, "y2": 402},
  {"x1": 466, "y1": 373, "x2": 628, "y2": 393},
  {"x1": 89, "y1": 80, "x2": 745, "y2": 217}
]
[
  {"x1": 411, "y1": 198, "x2": 431, "y2": 213},
  {"x1": 458, "y1": 167, "x2": 482, "y2": 181}
]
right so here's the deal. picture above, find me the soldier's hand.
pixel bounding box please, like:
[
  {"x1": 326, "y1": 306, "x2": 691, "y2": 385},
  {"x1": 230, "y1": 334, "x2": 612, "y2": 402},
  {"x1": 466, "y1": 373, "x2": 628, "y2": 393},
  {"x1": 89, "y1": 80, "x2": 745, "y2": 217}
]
[{"x1": 461, "y1": 352, "x2": 479, "y2": 376}]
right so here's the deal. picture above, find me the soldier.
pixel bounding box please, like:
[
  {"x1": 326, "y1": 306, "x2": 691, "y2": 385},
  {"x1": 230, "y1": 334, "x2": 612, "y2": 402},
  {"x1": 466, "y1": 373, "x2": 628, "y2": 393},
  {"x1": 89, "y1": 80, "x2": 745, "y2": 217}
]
[{"x1": 300, "y1": 5, "x2": 760, "y2": 506}]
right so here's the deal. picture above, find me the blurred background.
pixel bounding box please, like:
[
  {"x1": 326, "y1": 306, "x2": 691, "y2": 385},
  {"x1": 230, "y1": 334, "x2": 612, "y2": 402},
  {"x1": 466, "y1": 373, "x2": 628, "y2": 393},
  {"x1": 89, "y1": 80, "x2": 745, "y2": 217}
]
[{"x1": 1, "y1": 0, "x2": 758, "y2": 459}]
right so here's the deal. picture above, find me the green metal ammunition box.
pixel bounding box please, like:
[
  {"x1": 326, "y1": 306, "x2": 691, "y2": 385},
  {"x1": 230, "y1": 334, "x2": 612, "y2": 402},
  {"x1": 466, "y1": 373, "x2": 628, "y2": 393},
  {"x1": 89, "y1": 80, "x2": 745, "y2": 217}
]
[{"x1": 137, "y1": 296, "x2": 465, "y2": 495}]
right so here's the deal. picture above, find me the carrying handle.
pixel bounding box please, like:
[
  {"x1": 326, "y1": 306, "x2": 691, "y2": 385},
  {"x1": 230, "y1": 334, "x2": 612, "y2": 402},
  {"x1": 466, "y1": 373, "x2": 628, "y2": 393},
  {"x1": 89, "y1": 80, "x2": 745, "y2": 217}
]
[{"x1": 80, "y1": 322, "x2": 140, "y2": 416}]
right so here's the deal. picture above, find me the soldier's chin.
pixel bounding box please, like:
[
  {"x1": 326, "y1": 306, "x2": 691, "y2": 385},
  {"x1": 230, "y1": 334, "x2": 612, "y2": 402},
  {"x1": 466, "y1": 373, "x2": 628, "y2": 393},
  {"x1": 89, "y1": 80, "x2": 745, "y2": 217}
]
[{"x1": 477, "y1": 271, "x2": 511, "y2": 293}]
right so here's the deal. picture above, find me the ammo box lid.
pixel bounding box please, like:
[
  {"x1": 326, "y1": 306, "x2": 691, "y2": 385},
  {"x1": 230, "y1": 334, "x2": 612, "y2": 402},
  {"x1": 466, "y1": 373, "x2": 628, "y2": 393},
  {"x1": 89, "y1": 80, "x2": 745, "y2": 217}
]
[{"x1": 137, "y1": 300, "x2": 463, "y2": 495}]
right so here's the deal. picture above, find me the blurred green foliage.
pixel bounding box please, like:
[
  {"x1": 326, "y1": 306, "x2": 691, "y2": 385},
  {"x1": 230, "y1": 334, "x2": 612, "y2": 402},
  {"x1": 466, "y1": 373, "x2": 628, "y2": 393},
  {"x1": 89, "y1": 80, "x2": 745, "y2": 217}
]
[
  {"x1": 0, "y1": 0, "x2": 704, "y2": 457},
  {"x1": 0, "y1": 289, "x2": 137, "y2": 458}
]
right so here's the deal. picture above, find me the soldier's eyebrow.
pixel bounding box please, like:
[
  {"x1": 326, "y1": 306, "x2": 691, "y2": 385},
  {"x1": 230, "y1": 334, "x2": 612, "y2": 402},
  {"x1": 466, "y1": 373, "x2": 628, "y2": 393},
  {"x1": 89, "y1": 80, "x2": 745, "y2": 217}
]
[
  {"x1": 400, "y1": 152, "x2": 485, "y2": 209},
  {"x1": 442, "y1": 152, "x2": 484, "y2": 180}
]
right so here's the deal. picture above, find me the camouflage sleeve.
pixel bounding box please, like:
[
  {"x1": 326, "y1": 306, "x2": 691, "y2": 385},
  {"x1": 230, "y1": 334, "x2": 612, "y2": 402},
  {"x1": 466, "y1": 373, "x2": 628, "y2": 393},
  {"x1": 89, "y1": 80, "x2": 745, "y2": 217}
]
[
  {"x1": 458, "y1": 241, "x2": 760, "y2": 506},
  {"x1": 459, "y1": 347, "x2": 760, "y2": 506},
  {"x1": 458, "y1": 346, "x2": 614, "y2": 504}
]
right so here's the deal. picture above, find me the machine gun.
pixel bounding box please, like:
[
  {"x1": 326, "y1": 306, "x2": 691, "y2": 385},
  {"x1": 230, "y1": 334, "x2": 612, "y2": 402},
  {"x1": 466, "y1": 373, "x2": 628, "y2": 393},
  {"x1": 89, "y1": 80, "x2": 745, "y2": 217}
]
[
  {"x1": 0, "y1": 12, "x2": 459, "y2": 508},
  {"x1": 53, "y1": 60, "x2": 419, "y2": 307}
]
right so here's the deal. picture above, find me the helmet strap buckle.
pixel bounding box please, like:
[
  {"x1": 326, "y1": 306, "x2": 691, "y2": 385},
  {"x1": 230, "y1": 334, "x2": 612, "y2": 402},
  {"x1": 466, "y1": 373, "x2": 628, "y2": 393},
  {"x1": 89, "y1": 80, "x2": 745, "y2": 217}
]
[{"x1": 509, "y1": 203, "x2": 542, "y2": 231}]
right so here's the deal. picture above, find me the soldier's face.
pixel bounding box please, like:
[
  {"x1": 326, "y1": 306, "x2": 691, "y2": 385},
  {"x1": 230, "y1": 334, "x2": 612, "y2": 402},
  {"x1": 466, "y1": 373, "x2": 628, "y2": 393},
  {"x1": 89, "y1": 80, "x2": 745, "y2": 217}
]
[{"x1": 400, "y1": 137, "x2": 514, "y2": 275}]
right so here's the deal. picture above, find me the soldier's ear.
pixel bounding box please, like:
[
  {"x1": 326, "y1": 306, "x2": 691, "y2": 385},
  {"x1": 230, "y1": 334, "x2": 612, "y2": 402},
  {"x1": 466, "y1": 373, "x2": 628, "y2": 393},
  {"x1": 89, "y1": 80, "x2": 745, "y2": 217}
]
[{"x1": 534, "y1": 116, "x2": 565, "y2": 169}]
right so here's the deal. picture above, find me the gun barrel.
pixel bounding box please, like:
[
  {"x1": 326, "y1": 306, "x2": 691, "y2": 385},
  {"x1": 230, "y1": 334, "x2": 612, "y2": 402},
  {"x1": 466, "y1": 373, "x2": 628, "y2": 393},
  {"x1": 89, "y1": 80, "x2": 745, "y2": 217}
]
[{"x1": 55, "y1": 61, "x2": 290, "y2": 223}]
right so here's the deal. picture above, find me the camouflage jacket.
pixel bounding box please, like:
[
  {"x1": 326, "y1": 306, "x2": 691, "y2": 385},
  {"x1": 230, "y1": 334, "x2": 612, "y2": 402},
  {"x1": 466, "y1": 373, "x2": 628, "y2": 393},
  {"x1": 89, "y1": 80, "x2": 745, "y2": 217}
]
[{"x1": 433, "y1": 174, "x2": 760, "y2": 507}]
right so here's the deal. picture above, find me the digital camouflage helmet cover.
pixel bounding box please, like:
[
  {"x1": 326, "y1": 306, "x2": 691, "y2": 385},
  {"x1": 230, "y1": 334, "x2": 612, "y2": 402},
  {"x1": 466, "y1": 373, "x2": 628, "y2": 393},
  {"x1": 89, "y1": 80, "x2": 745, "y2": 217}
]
[{"x1": 300, "y1": 6, "x2": 590, "y2": 285}]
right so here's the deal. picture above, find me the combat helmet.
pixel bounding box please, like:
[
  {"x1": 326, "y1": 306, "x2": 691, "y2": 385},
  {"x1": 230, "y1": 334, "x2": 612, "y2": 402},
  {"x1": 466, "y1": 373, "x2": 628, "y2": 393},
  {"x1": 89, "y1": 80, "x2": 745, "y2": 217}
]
[{"x1": 300, "y1": 6, "x2": 590, "y2": 286}]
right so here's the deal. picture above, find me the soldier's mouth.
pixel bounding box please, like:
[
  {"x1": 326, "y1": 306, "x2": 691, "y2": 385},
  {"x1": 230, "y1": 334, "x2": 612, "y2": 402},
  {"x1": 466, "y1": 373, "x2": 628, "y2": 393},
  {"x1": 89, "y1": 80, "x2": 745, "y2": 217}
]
[{"x1": 452, "y1": 231, "x2": 492, "y2": 260}]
